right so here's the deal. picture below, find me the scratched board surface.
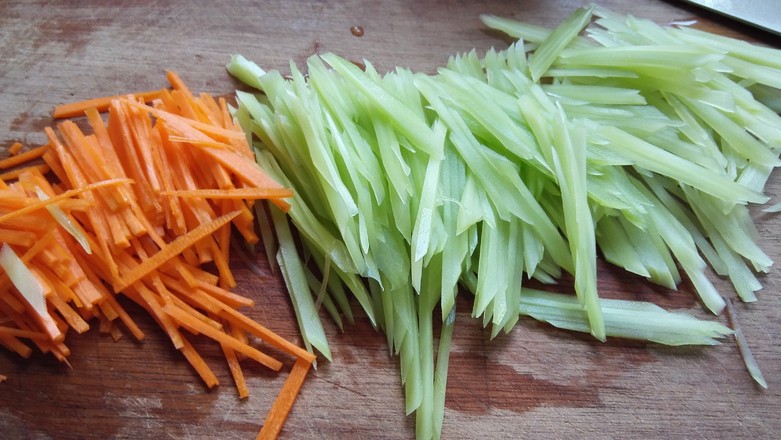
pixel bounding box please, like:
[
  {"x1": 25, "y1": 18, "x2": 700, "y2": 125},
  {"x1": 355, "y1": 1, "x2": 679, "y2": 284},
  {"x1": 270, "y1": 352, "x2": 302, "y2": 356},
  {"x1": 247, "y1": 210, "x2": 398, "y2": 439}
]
[{"x1": 1, "y1": 1, "x2": 780, "y2": 439}]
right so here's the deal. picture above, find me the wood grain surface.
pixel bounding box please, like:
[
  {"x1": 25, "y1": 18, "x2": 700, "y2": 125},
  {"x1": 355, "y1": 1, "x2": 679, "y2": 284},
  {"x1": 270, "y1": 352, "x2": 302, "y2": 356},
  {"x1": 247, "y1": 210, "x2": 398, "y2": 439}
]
[{"x1": 1, "y1": 1, "x2": 780, "y2": 439}]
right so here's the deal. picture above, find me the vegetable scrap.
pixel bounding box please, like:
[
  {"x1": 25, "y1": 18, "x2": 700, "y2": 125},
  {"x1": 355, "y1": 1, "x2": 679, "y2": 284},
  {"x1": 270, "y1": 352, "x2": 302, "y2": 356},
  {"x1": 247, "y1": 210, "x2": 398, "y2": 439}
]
[
  {"x1": 229, "y1": 5, "x2": 779, "y2": 439},
  {"x1": 0, "y1": 72, "x2": 311, "y2": 438},
  {"x1": 7, "y1": 142, "x2": 23, "y2": 156}
]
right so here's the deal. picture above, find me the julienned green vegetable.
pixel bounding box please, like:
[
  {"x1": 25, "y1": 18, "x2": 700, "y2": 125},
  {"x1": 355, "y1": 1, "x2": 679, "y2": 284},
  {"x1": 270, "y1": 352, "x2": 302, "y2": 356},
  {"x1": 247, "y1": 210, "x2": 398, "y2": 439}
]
[{"x1": 228, "y1": 5, "x2": 779, "y2": 438}]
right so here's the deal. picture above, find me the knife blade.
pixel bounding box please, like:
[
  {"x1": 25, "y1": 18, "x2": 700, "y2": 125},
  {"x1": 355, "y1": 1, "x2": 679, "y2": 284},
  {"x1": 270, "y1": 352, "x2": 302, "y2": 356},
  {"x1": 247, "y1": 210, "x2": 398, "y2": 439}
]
[{"x1": 681, "y1": 0, "x2": 781, "y2": 36}]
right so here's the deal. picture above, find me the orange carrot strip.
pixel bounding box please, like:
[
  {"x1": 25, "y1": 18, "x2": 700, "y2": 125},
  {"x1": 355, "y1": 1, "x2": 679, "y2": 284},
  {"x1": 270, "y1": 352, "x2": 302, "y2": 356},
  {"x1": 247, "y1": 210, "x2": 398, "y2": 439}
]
[
  {"x1": 98, "y1": 300, "x2": 119, "y2": 321},
  {"x1": 167, "y1": 136, "x2": 238, "y2": 151},
  {"x1": 222, "y1": 344, "x2": 248, "y2": 399},
  {"x1": 120, "y1": 206, "x2": 147, "y2": 237},
  {"x1": 194, "y1": 93, "x2": 225, "y2": 128},
  {"x1": 161, "y1": 187, "x2": 294, "y2": 200},
  {"x1": 169, "y1": 89, "x2": 201, "y2": 122},
  {"x1": 0, "y1": 190, "x2": 27, "y2": 210},
  {"x1": 179, "y1": 334, "x2": 219, "y2": 389},
  {"x1": 132, "y1": 283, "x2": 184, "y2": 349},
  {"x1": 0, "y1": 228, "x2": 37, "y2": 247},
  {"x1": 164, "y1": 283, "x2": 223, "y2": 317},
  {"x1": 163, "y1": 303, "x2": 283, "y2": 371},
  {"x1": 0, "y1": 145, "x2": 50, "y2": 169},
  {"x1": 71, "y1": 272, "x2": 106, "y2": 307},
  {"x1": 257, "y1": 357, "x2": 313, "y2": 440},
  {"x1": 210, "y1": 296, "x2": 315, "y2": 363},
  {"x1": 14, "y1": 228, "x2": 56, "y2": 266},
  {"x1": 47, "y1": 292, "x2": 90, "y2": 334},
  {"x1": 85, "y1": 108, "x2": 126, "y2": 178},
  {"x1": 106, "y1": 101, "x2": 162, "y2": 217},
  {"x1": 57, "y1": 122, "x2": 110, "y2": 184},
  {"x1": 107, "y1": 212, "x2": 131, "y2": 248},
  {"x1": 0, "y1": 289, "x2": 26, "y2": 314},
  {"x1": 37, "y1": 264, "x2": 84, "y2": 308},
  {"x1": 0, "y1": 164, "x2": 50, "y2": 181},
  {"x1": 230, "y1": 200, "x2": 261, "y2": 245},
  {"x1": 158, "y1": 273, "x2": 236, "y2": 312},
  {"x1": 0, "y1": 325, "x2": 49, "y2": 340},
  {"x1": 0, "y1": 334, "x2": 33, "y2": 358},
  {"x1": 217, "y1": 317, "x2": 249, "y2": 399},
  {"x1": 126, "y1": 102, "x2": 163, "y2": 193},
  {"x1": 41, "y1": 150, "x2": 68, "y2": 184},
  {"x1": 124, "y1": 98, "x2": 245, "y2": 143},
  {"x1": 95, "y1": 307, "x2": 111, "y2": 333},
  {"x1": 101, "y1": 294, "x2": 145, "y2": 340},
  {"x1": 156, "y1": 125, "x2": 187, "y2": 235},
  {"x1": 195, "y1": 279, "x2": 254, "y2": 309},
  {"x1": 109, "y1": 323, "x2": 124, "y2": 342},
  {"x1": 166, "y1": 71, "x2": 193, "y2": 97},
  {"x1": 167, "y1": 293, "x2": 223, "y2": 331},
  {"x1": 215, "y1": 217, "x2": 236, "y2": 289},
  {"x1": 0, "y1": 177, "x2": 133, "y2": 225},
  {"x1": 208, "y1": 235, "x2": 236, "y2": 290},
  {"x1": 52, "y1": 89, "x2": 165, "y2": 119},
  {"x1": 45, "y1": 340, "x2": 71, "y2": 363},
  {"x1": 7, "y1": 142, "x2": 23, "y2": 156},
  {"x1": 116, "y1": 210, "x2": 240, "y2": 291}
]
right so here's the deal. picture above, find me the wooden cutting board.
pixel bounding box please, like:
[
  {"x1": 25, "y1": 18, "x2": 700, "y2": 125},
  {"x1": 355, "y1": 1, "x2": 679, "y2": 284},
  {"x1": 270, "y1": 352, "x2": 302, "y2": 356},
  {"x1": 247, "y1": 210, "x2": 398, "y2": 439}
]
[{"x1": 1, "y1": 1, "x2": 780, "y2": 438}]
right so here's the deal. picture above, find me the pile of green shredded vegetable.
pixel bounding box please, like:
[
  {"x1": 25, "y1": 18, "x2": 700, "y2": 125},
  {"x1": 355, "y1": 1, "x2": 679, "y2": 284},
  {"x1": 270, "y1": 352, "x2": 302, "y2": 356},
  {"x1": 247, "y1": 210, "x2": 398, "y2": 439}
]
[{"x1": 228, "y1": 5, "x2": 779, "y2": 438}]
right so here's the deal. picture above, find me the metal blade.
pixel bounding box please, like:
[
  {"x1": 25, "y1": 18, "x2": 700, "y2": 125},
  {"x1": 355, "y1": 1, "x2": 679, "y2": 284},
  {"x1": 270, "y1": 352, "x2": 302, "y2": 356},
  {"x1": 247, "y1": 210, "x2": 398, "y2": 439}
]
[{"x1": 683, "y1": 0, "x2": 781, "y2": 36}]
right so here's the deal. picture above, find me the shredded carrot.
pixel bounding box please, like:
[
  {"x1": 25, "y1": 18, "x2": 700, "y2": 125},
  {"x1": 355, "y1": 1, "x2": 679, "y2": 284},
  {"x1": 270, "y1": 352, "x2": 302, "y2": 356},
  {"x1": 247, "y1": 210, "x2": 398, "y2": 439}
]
[
  {"x1": 0, "y1": 144, "x2": 50, "y2": 169},
  {"x1": 218, "y1": 316, "x2": 249, "y2": 399},
  {"x1": 52, "y1": 89, "x2": 166, "y2": 119},
  {"x1": 7, "y1": 142, "x2": 23, "y2": 156},
  {"x1": 0, "y1": 178, "x2": 133, "y2": 225},
  {"x1": 2, "y1": 72, "x2": 309, "y2": 440},
  {"x1": 163, "y1": 303, "x2": 283, "y2": 371},
  {"x1": 179, "y1": 335, "x2": 220, "y2": 389},
  {"x1": 115, "y1": 211, "x2": 241, "y2": 291},
  {"x1": 0, "y1": 325, "x2": 49, "y2": 340},
  {"x1": 162, "y1": 187, "x2": 294, "y2": 200},
  {"x1": 0, "y1": 164, "x2": 51, "y2": 181},
  {"x1": 258, "y1": 357, "x2": 314, "y2": 440}
]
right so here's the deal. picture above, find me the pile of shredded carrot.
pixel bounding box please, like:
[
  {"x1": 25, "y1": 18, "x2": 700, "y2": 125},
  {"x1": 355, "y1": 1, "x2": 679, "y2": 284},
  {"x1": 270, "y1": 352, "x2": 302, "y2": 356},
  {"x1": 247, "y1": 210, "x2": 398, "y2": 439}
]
[{"x1": 0, "y1": 72, "x2": 314, "y2": 440}]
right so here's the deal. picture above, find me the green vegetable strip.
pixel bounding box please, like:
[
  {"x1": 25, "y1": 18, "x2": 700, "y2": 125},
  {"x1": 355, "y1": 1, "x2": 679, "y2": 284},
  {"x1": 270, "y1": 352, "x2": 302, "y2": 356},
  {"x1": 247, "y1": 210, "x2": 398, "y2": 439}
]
[
  {"x1": 617, "y1": 215, "x2": 679, "y2": 289},
  {"x1": 711, "y1": 233, "x2": 761, "y2": 303},
  {"x1": 520, "y1": 288, "x2": 732, "y2": 346},
  {"x1": 631, "y1": 176, "x2": 726, "y2": 313},
  {"x1": 439, "y1": 148, "x2": 469, "y2": 319},
  {"x1": 416, "y1": 75, "x2": 574, "y2": 272},
  {"x1": 543, "y1": 84, "x2": 646, "y2": 105},
  {"x1": 672, "y1": 26, "x2": 781, "y2": 70},
  {"x1": 683, "y1": 187, "x2": 772, "y2": 271},
  {"x1": 227, "y1": 7, "x2": 781, "y2": 437},
  {"x1": 528, "y1": 6, "x2": 594, "y2": 81},
  {"x1": 303, "y1": 264, "x2": 344, "y2": 331},
  {"x1": 410, "y1": 133, "x2": 445, "y2": 291},
  {"x1": 321, "y1": 53, "x2": 443, "y2": 160},
  {"x1": 480, "y1": 14, "x2": 554, "y2": 44},
  {"x1": 558, "y1": 45, "x2": 724, "y2": 71},
  {"x1": 226, "y1": 54, "x2": 266, "y2": 90},
  {"x1": 596, "y1": 125, "x2": 767, "y2": 205},
  {"x1": 680, "y1": 97, "x2": 780, "y2": 166},
  {"x1": 551, "y1": 110, "x2": 605, "y2": 340},
  {"x1": 724, "y1": 298, "x2": 768, "y2": 388},
  {"x1": 596, "y1": 216, "x2": 650, "y2": 278},
  {"x1": 271, "y1": 206, "x2": 332, "y2": 361},
  {"x1": 433, "y1": 307, "x2": 455, "y2": 439}
]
